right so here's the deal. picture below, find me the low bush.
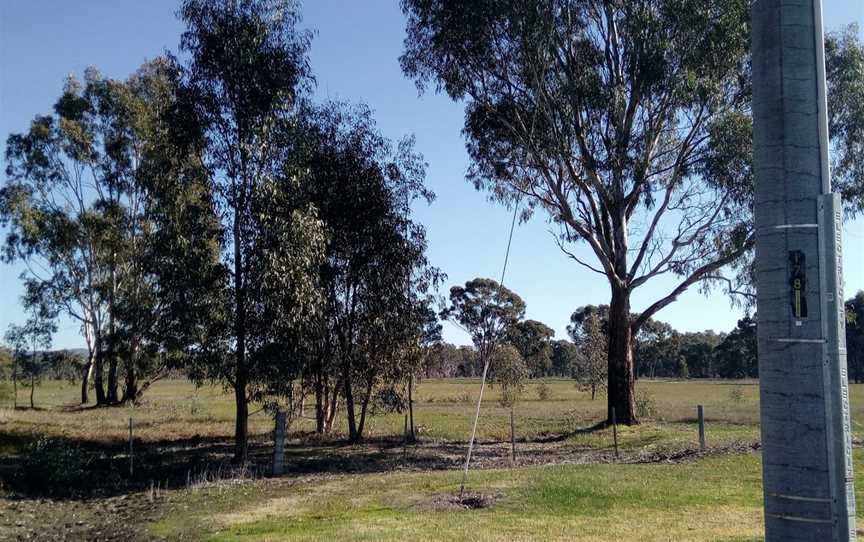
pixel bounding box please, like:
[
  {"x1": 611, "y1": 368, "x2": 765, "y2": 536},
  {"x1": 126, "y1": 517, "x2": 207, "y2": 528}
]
[
  {"x1": 728, "y1": 386, "x2": 744, "y2": 404},
  {"x1": 536, "y1": 381, "x2": 552, "y2": 401},
  {"x1": 16, "y1": 437, "x2": 95, "y2": 496},
  {"x1": 635, "y1": 389, "x2": 657, "y2": 419}
]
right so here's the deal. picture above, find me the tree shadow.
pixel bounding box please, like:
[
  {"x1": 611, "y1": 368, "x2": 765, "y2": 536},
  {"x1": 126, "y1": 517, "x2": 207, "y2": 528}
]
[
  {"x1": 533, "y1": 420, "x2": 609, "y2": 443},
  {"x1": 0, "y1": 430, "x2": 274, "y2": 500}
]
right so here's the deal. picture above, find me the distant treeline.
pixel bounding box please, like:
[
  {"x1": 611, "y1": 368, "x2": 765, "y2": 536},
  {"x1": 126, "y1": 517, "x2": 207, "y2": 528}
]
[{"x1": 425, "y1": 291, "x2": 864, "y2": 383}]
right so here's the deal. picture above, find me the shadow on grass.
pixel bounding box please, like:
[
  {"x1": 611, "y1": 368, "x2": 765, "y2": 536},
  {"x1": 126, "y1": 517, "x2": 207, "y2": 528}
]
[
  {"x1": 535, "y1": 420, "x2": 610, "y2": 443},
  {"x1": 0, "y1": 415, "x2": 763, "y2": 501},
  {"x1": 0, "y1": 430, "x2": 273, "y2": 500}
]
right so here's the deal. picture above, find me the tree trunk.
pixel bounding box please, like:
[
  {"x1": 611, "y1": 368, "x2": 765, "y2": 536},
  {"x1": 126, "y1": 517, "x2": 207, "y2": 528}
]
[
  {"x1": 29, "y1": 374, "x2": 35, "y2": 409},
  {"x1": 122, "y1": 339, "x2": 139, "y2": 404},
  {"x1": 315, "y1": 373, "x2": 325, "y2": 433},
  {"x1": 343, "y1": 357, "x2": 358, "y2": 442},
  {"x1": 93, "y1": 332, "x2": 107, "y2": 405},
  {"x1": 106, "y1": 352, "x2": 119, "y2": 404},
  {"x1": 12, "y1": 358, "x2": 17, "y2": 410},
  {"x1": 106, "y1": 251, "x2": 119, "y2": 405},
  {"x1": 607, "y1": 287, "x2": 637, "y2": 425},
  {"x1": 325, "y1": 383, "x2": 340, "y2": 433},
  {"x1": 408, "y1": 374, "x2": 416, "y2": 443},
  {"x1": 232, "y1": 202, "x2": 249, "y2": 463},
  {"x1": 234, "y1": 371, "x2": 248, "y2": 462},
  {"x1": 355, "y1": 378, "x2": 375, "y2": 441},
  {"x1": 123, "y1": 368, "x2": 138, "y2": 404},
  {"x1": 81, "y1": 351, "x2": 94, "y2": 404}
]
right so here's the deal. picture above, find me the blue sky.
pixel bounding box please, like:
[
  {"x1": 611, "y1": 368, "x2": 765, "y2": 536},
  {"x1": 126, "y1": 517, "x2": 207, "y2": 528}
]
[{"x1": 1, "y1": 0, "x2": 863, "y2": 349}]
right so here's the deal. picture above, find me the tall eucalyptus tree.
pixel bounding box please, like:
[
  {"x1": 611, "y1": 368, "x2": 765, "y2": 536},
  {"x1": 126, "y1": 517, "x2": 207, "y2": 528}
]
[{"x1": 401, "y1": 2, "x2": 864, "y2": 423}]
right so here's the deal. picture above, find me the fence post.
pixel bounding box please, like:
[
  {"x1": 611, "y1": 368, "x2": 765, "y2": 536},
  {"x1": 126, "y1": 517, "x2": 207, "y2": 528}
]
[
  {"x1": 272, "y1": 410, "x2": 286, "y2": 476},
  {"x1": 128, "y1": 417, "x2": 134, "y2": 477},
  {"x1": 697, "y1": 405, "x2": 706, "y2": 451},
  {"x1": 612, "y1": 407, "x2": 619, "y2": 460}
]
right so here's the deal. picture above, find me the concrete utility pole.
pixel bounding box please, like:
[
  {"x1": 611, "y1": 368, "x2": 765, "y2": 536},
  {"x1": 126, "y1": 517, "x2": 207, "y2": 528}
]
[{"x1": 752, "y1": 1, "x2": 856, "y2": 540}]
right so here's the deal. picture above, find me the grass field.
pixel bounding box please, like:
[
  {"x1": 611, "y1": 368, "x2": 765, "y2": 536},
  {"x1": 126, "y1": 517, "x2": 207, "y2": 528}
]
[
  {"x1": 2, "y1": 378, "x2": 864, "y2": 541},
  {"x1": 1, "y1": 378, "x2": 769, "y2": 448}
]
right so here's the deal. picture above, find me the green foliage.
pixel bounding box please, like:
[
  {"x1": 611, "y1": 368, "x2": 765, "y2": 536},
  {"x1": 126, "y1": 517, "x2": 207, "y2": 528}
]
[
  {"x1": 826, "y1": 25, "x2": 864, "y2": 217},
  {"x1": 635, "y1": 389, "x2": 657, "y2": 420},
  {"x1": 571, "y1": 313, "x2": 607, "y2": 400},
  {"x1": 173, "y1": 0, "x2": 324, "y2": 456},
  {"x1": 635, "y1": 320, "x2": 682, "y2": 379},
  {"x1": 294, "y1": 100, "x2": 442, "y2": 442},
  {"x1": 536, "y1": 381, "x2": 552, "y2": 402},
  {"x1": 679, "y1": 331, "x2": 723, "y2": 378},
  {"x1": 728, "y1": 386, "x2": 745, "y2": 405},
  {"x1": 846, "y1": 291, "x2": 864, "y2": 383},
  {"x1": 713, "y1": 317, "x2": 758, "y2": 379},
  {"x1": 490, "y1": 344, "x2": 528, "y2": 409},
  {"x1": 549, "y1": 340, "x2": 579, "y2": 378},
  {"x1": 4, "y1": 297, "x2": 56, "y2": 407},
  {"x1": 507, "y1": 319, "x2": 555, "y2": 377},
  {"x1": 401, "y1": 0, "x2": 864, "y2": 426},
  {"x1": 369, "y1": 385, "x2": 409, "y2": 416},
  {"x1": 444, "y1": 278, "x2": 525, "y2": 363}
]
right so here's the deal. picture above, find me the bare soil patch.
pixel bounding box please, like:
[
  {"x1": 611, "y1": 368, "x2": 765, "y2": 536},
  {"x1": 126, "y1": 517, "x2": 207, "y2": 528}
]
[{"x1": 429, "y1": 491, "x2": 500, "y2": 511}]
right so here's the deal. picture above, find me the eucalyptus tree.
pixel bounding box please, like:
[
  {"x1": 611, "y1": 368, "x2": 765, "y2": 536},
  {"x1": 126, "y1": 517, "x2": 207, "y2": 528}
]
[
  {"x1": 401, "y1": 3, "x2": 864, "y2": 424},
  {"x1": 176, "y1": 0, "x2": 318, "y2": 461},
  {"x1": 825, "y1": 24, "x2": 864, "y2": 214},
  {"x1": 95, "y1": 57, "x2": 194, "y2": 403},
  {"x1": 572, "y1": 312, "x2": 607, "y2": 400},
  {"x1": 846, "y1": 291, "x2": 864, "y2": 384},
  {"x1": 507, "y1": 319, "x2": 555, "y2": 377},
  {"x1": 404, "y1": 303, "x2": 443, "y2": 441},
  {"x1": 490, "y1": 343, "x2": 528, "y2": 463},
  {"x1": 443, "y1": 278, "x2": 526, "y2": 376},
  {"x1": 2, "y1": 57, "x2": 203, "y2": 405},
  {"x1": 550, "y1": 339, "x2": 579, "y2": 377},
  {"x1": 678, "y1": 330, "x2": 722, "y2": 378},
  {"x1": 713, "y1": 316, "x2": 757, "y2": 379},
  {"x1": 634, "y1": 319, "x2": 680, "y2": 378},
  {"x1": 297, "y1": 101, "x2": 440, "y2": 443},
  {"x1": 2, "y1": 70, "x2": 124, "y2": 405},
  {"x1": 3, "y1": 291, "x2": 56, "y2": 409}
]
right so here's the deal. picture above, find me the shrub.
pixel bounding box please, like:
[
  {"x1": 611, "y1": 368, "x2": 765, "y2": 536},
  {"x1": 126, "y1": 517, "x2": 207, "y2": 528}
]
[
  {"x1": 0, "y1": 381, "x2": 11, "y2": 405},
  {"x1": 536, "y1": 381, "x2": 552, "y2": 401},
  {"x1": 16, "y1": 437, "x2": 94, "y2": 496},
  {"x1": 728, "y1": 386, "x2": 745, "y2": 404},
  {"x1": 456, "y1": 391, "x2": 473, "y2": 404},
  {"x1": 635, "y1": 389, "x2": 657, "y2": 419},
  {"x1": 369, "y1": 385, "x2": 408, "y2": 415}
]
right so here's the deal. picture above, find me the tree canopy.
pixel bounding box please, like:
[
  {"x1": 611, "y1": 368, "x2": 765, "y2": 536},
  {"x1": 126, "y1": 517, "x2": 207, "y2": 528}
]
[{"x1": 400, "y1": 1, "x2": 864, "y2": 424}]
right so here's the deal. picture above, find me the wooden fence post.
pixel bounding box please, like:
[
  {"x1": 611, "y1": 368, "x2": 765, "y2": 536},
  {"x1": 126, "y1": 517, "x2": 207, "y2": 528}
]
[{"x1": 697, "y1": 405, "x2": 705, "y2": 451}]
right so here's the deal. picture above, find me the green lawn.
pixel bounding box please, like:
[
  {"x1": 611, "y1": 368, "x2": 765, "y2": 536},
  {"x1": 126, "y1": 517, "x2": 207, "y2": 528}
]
[{"x1": 151, "y1": 451, "x2": 782, "y2": 542}]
